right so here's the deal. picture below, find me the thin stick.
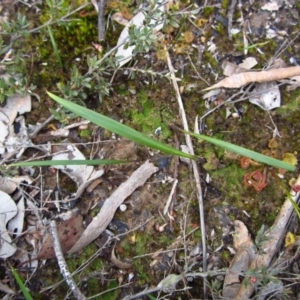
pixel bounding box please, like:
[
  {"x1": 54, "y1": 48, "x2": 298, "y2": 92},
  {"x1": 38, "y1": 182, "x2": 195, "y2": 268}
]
[
  {"x1": 165, "y1": 46, "x2": 207, "y2": 297},
  {"x1": 97, "y1": 0, "x2": 106, "y2": 41},
  {"x1": 122, "y1": 286, "x2": 162, "y2": 300},
  {"x1": 187, "y1": 53, "x2": 210, "y2": 85},
  {"x1": 122, "y1": 270, "x2": 227, "y2": 300},
  {"x1": 49, "y1": 220, "x2": 86, "y2": 300},
  {"x1": 41, "y1": 217, "x2": 154, "y2": 293},
  {"x1": 228, "y1": 0, "x2": 237, "y2": 41}
]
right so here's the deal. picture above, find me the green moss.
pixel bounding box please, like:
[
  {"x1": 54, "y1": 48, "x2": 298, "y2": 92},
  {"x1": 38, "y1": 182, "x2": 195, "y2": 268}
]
[
  {"x1": 125, "y1": 234, "x2": 153, "y2": 283},
  {"x1": 79, "y1": 129, "x2": 92, "y2": 139},
  {"x1": 20, "y1": 2, "x2": 98, "y2": 95},
  {"x1": 157, "y1": 233, "x2": 173, "y2": 245},
  {"x1": 134, "y1": 258, "x2": 152, "y2": 284},
  {"x1": 221, "y1": 249, "x2": 231, "y2": 262},
  {"x1": 116, "y1": 83, "x2": 130, "y2": 96},
  {"x1": 203, "y1": 152, "x2": 220, "y2": 171},
  {"x1": 221, "y1": 0, "x2": 230, "y2": 9},
  {"x1": 211, "y1": 163, "x2": 245, "y2": 202},
  {"x1": 98, "y1": 280, "x2": 120, "y2": 300},
  {"x1": 203, "y1": 6, "x2": 215, "y2": 18},
  {"x1": 202, "y1": 51, "x2": 219, "y2": 69},
  {"x1": 192, "y1": 228, "x2": 202, "y2": 240},
  {"x1": 277, "y1": 90, "x2": 300, "y2": 116},
  {"x1": 263, "y1": 212, "x2": 277, "y2": 224},
  {"x1": 67, "y1": 243, "x2": 102, "y2": 275},
  {"x1": 134, "y1": 232, "x2": 152, "y2": 255},
  {"x1": 214, "y1": 23, "x2": 226, "y2": 36},
  {"x1": 127, "y1": 89, "x2": 173, "y2": 139}
]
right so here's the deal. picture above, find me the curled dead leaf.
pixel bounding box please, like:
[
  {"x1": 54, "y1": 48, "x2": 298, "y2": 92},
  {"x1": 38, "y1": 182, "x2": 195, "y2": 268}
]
[{"x1": 111, "y1": 245, "x2": 132, "y2": 269}]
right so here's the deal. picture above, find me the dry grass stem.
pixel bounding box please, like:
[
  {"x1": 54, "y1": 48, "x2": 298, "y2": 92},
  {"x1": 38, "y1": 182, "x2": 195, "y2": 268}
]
[{"x1": 165, "y1": 46, "x2": 207, "y2": 296}]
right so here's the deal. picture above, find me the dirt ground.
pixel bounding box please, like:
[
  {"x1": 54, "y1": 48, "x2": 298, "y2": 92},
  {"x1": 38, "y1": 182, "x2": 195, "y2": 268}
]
[{"x1": 0, "y1": 0, "x2": 300, "y2": 299}]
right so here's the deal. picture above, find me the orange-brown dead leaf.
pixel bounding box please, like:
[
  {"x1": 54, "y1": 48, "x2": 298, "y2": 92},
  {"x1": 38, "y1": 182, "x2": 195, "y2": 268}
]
[{"x1": 37, "y1": 214, "x2": 85, "y2": 260}]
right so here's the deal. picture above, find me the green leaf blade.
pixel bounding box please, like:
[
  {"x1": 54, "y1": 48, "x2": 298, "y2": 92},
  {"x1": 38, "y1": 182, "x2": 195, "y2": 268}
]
[
  {"x1": 9, "y1": 159, "x2": 128, "y2": 167},
  {"x1": 10, "y1": 266, "x2": 33, "y2": 300},
  {"x1": 47, "y1": 92, "x2": 196, "y2": 160},
  {"x1": 188, "y1": 132, "x2": 296, "y2": 172}
]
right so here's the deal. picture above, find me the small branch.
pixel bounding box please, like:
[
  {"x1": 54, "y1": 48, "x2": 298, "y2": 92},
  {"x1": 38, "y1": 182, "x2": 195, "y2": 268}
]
[
  {"x1": 165, "y1": 46, "x2": 207, "y2": 297},
  {"x1": 122, "y1": 270, "x2": 227, "y2": 300},
  {"x1": 28, "y1": 4, "x2": 90, "y2": 34},
  {"x1": 50, "y1": 220, "x2": 86, "y2": 300},
  {"x1": 122, "y1": 286, "x2": 162, "y2": 300},
  {"x1": 97, "y1": 0, "x2": 106, "y2": 41},
  {"x1": 227, "y1": 0, "x2": 237, "y2": 41},
  {"x1": 187, "y1": 53, "x2": 210, "y2": 86}
]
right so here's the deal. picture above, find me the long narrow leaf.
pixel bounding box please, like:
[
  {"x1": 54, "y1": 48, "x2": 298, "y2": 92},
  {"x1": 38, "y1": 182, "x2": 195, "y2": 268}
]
[
  {"x1": 47, "y1": 25, "x2": 63, "y2": 69},
  {"x1": 188, "y1": 132, "x2": 295, "y2": 171},
  {"x1": 10, "y1": 265, "x2": 33, "y2": 300},
  {"x1": 47, "y1": 92, "x2": 196, "y2": 160},
  {"x1": 9, "y1": 159, "x2": 127, "y2": 167}
]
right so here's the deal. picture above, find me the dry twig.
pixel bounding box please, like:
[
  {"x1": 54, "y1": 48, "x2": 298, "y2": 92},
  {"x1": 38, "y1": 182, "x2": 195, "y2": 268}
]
[
  {"x1": 227, "y1": 0, "x2": 237, "y2": 41},
  {"x1": 97, "y1": 0, "x2": 106, "y2": 41},
  {"x1": 165, "y1": 46, "x2": 207, "y2": 296},
  {"x1": 50, "y1": 220, "x2": 86, "y2": 300}
]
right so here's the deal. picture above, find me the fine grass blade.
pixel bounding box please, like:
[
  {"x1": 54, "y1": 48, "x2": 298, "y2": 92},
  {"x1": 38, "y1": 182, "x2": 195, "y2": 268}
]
[
  {"x1": 10, "y1": 265, "x2": 33, "y2": 300},
  {"x1": 9, "y1": 159, "x2": 128, "y2": 167},
  {"x1": 188, "y1": 132, "x2": 296, "y2": 172},
  {"x1": 47, "y1": 92, "x2": 196, "y2": 160},
  {"x1": 277, "y1": 180, "x2": 300, "y2": 220},
  {"x1": 47, "y1": 25, "x2": 63, "y2": 69}
]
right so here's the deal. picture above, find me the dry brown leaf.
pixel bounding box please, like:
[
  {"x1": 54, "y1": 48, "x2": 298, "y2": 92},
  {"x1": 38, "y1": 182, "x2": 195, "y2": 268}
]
[
  {"x1": 112, "y1": 12, "x2": 130, "y2": 26},
  {"x1": 68, "y1": 161, "x2": 158, "y2": 253},
  {"x1": 238, "y1": 57, "x2": 258, "y2": 69},
  {"x1": 204, "y1": 66, "x2": 300, "y2": 91},
  {"x1": 111, "y1": 245, "x2": 132, "y2": 269},
  {"x1": 233, "y1": 220, "x2": 252, "y2": 249},
  {"x1": 222, "y1": 61, "x2": 249, "y2": 76},
  {"x1": 222, "y1": 220, "x2": 256, "y2": 299},
  {"x1": 38, "y1": 214, "x2": 85, "y2": 259}
]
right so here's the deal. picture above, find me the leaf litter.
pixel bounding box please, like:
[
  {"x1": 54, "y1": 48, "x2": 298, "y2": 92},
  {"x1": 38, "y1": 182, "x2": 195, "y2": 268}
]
[{"x1": 1, "y1": 0, "x2": 299, "y2": 299}]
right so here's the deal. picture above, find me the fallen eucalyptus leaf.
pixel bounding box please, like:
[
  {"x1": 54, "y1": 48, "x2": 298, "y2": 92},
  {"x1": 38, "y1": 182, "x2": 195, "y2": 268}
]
[
  {"x1": 68, "y1": 160, "x2": 158, "y2": 253},
  {"x1": 249, "y1": 81, "x2": 281, "y2": 110},
  {"x1": 204, "y1": 66, "x2": 300, "y2": 91},
  {"x1": 38, "y1": 212, "x2": 85, "y2": 260},
  {"x1": 8, "y1": 196, "x2": 25, "y2": 238},
  {"x1": 222, "y1": 220, "x2": 256, "y2": 298},
  {"x1": 0, "y1": 191, "x2": 18, "y2": 258}
]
